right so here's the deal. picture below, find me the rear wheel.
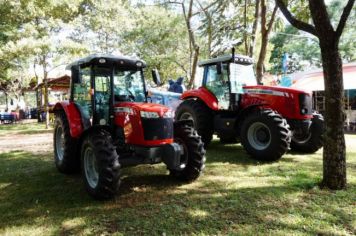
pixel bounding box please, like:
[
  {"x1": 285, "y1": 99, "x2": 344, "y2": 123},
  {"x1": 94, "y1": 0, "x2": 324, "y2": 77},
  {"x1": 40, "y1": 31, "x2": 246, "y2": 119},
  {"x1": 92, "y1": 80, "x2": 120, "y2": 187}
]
[
  {"x1": 240, "y1": 109, "x2": 291, "y2": 161},
  {"x1": 175, "y1": 100, "x2": 213, "y2": 146},
  {"x1": 81, "y1": 130, "x2": 121, "y2": 200},
  {"x1": 291, "y1": 113, "x2": 324, "y2": 153},
  {"x1": 170, "y1": 122, "x2": 206, "y2": 181},
  {"x1": 53, "y1": 111, "x2": 80, "y2": 173}
]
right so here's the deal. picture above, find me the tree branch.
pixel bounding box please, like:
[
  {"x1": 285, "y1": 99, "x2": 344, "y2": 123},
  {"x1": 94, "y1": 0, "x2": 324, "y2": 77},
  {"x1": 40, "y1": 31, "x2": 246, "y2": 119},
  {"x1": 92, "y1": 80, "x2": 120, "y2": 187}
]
[
  {"x1": 335, "y1": 0, "x2": 355, "y2": 39},
  {"x1": 266, "y1": 5, "x2": 278, "y2": 34},
  {"x1": 191, "y1": 0, "x2": 219, "y2": 16},
  {"x1": 275, "y1": 0, "x2": 317, "y2": 36}
]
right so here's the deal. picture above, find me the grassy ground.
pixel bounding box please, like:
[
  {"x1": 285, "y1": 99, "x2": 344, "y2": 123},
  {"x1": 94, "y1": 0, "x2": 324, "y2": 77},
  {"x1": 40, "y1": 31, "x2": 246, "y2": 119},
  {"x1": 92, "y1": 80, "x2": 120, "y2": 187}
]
[
  {"x1": 0, "y1": 121, "x2": 52, "y2": 135},
  {"x1": 0, "y1": 123, "x2": 355, "y2": 235}
]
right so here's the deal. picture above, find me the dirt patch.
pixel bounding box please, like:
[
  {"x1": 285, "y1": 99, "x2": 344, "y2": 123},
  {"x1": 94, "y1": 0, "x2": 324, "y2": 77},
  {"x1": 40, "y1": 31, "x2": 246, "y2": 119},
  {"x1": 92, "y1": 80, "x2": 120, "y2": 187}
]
[{"x1": 0, "y1": 132, "x2": 53, "y2": 154}]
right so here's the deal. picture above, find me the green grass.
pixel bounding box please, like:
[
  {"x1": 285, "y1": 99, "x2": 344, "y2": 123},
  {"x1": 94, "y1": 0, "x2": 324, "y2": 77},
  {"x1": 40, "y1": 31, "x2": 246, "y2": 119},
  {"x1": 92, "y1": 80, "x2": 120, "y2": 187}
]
[
  {"x1": 0, "y1": 121, "x2": 52, "y2": 135},
  {"x1": 0, "y1": 127, "x2": 355, "y2": 235}
]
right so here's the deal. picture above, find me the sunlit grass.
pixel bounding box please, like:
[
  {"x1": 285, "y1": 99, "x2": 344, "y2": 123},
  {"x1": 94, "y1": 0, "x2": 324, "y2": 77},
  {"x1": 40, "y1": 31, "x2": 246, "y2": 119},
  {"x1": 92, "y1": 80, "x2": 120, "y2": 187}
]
[
  {"x1": 0, "y1": 121, "x2": 52, "y2": 135},
  {"x1": 0, "y1": 131, "x2": 355, "y2": 235}
]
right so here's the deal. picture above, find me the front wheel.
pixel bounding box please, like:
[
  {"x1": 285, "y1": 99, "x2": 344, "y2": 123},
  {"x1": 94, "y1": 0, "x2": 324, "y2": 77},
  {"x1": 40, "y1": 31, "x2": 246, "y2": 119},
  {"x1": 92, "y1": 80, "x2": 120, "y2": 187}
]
[
  {"x1": 240, "y1": 109, "x2": 291, "y2": 162},
  {"x1": 81, "y1": 130, "x2": 121, "y2": 200},
  {"x1": 291, "y1": 113, "x2": 324, "y2": 153},
  {"x1": 170, "y1": 122, "x2": 206, "y2": 181}
]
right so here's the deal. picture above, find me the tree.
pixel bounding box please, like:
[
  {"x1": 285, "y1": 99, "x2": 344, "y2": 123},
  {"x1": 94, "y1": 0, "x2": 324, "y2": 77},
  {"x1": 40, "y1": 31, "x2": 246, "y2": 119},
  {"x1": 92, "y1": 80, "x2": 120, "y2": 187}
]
[
  {"x1": 255, "y1": 0, "x2": 278, "y2": 83},
  {"x1": 0, "y1": 0, "x2": 89, "y2": 127},
  {"x1": 276, "y1": 0, "x2": 355, "y2": 189},
  {"x1": 269, "y1": 26, "x2": 321, "y2": 74},
  {"x1": 123, "y1": 5, "x2": 190, "y2": 83},
  {"x1": 269, "y1": 1, "x2": 356, "y2": 75},
  {"x1": 200, "y1": 0, "x2": 261, "y2": 57}
]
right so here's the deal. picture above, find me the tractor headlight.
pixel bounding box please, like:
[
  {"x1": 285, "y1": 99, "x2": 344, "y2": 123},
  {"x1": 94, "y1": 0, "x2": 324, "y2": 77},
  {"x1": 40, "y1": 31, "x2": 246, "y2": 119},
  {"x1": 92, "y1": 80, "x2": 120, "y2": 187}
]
[
  {"x1": 163, "y1": 110, "x2": 174, "y2": 118},
  {"x1": 140, "y1": 111, "x2": 160, "y2": 118}
]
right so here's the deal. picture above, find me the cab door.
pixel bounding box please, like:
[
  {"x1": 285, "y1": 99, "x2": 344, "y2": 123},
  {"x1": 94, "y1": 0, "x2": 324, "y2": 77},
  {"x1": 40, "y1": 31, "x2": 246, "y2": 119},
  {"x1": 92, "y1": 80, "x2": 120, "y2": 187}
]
[
  {"x1": 93, "y1": 67, "x2": 112, "y2": 126},
  {"x1": 204, "y1": 63, "x2": 230, "y2": 110}
]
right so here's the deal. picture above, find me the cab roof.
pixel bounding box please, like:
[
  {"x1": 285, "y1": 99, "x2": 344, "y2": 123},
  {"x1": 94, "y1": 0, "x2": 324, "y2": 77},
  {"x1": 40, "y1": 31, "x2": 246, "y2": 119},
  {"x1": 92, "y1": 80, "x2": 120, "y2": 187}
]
[
  {"x1": 66, "y1": 54, "x2": 146, "y2": 70},
  {"x1": 198, "y1": 54, "x2": 254, "y2": 66}
]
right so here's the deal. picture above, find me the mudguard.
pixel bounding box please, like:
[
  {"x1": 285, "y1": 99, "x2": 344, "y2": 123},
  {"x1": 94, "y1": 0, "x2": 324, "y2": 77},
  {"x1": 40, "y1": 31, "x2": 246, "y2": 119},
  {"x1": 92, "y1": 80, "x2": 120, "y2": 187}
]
[
  {"x1": 53, "y1": 101, "x2": 85, "y2": 138},
  {"x1": 180, "y1": 87, "x2": 219, "y2": 111}
]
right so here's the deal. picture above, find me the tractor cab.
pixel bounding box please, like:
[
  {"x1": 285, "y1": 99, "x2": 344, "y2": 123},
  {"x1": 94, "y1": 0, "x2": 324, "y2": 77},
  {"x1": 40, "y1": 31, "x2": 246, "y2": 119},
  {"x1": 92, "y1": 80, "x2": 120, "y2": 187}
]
[
  {"x1": 198, "y1": 53, "x2": 256, "y2": 110},
  {"x1": 52, "y1": 54, "x2": 206, "y2": 200},
  {"x1": 67, "y1": 54, "x2": 147, "y2": 127}
]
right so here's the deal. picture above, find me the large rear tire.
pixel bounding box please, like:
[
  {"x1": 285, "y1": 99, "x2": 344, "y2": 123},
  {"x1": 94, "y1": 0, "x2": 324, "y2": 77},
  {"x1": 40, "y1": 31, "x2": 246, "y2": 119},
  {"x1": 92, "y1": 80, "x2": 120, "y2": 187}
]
[
  {"x1": 170, "y1": 122, "x2": 206, "y2": 181},
  {"x1": 175, "y1": 100, "x2": 214, "y2": 146},
  {"x1": 291, "y1": 113, "x2": 324, "y2": 153},
  {"x1": 81, "y1": 130, "x2": 121, "y2": 200},
  {"x1": 53, "y1": 111, "x2": 80, "y2": 174},
  {"x1": 240, "y1": 109, "x2": 291, "y2": 162}
]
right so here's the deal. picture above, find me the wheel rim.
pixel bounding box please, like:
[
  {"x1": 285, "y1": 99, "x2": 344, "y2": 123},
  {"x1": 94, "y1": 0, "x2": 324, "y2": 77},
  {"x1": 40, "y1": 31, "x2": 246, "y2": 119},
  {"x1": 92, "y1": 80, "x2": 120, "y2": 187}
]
[
  {"x1": 247, "y1": 122, "x2": 271, "y2": 150},
  {"x1": 55, "y1": 126, "x2": 65, "y2": 161},
  {"x1": 84, "y1": 147, "x2": 99, "y2": 189},
  {"x1": 175, "y1": 137, "x2": 189, "y2": 170},
  {"x1": 292, "y1": 131, "x2": 312, "y2": 144}
]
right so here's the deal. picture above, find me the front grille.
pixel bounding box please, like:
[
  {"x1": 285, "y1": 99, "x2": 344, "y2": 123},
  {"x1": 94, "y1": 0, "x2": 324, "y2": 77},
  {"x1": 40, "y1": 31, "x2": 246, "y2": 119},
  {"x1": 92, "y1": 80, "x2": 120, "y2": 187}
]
[
  {"x1": 141, "y1": 118, "x2": 173, "y2": 140},
  {"x1": 299, "y1": 93, "x2": 313, "y2": 115}
]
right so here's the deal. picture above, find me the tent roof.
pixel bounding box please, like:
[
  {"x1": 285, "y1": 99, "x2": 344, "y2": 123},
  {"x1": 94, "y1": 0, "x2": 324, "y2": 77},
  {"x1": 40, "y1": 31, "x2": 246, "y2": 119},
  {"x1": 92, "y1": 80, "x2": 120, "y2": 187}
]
[
  {"x1": 35, "y1": 75, "x2": 70, "y2": 91},
  {"x1": 291, "y1": 62, "x2": 356, "y2": 91}
]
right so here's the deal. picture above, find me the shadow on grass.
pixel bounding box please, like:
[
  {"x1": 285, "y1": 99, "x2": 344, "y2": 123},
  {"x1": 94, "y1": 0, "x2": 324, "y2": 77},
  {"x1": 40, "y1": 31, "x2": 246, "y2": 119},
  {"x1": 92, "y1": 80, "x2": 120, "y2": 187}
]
[
  {"x1": 206, "y1": 140, "x2": 258, "y2": 165},
  {"x1": 0, "y1": 150, "x2": 354, "y2": 235}
]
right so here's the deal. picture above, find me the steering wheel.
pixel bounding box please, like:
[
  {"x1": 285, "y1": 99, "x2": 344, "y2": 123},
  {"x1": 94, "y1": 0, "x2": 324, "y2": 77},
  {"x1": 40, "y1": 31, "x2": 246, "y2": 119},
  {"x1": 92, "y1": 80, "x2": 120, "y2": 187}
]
[
  {"x1": 126, "y1": 89, "x2": 135, "y2": 101},
  {"x1": 115, "y1": 94, "x2": 134, "y2": 102}
]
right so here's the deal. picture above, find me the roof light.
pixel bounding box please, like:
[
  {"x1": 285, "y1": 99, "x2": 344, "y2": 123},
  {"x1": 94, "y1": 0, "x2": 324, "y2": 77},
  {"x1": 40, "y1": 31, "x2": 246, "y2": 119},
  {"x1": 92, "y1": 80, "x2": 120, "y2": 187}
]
[{"x1": 99, "y1": 58, "x2": 106, "y2": 63}]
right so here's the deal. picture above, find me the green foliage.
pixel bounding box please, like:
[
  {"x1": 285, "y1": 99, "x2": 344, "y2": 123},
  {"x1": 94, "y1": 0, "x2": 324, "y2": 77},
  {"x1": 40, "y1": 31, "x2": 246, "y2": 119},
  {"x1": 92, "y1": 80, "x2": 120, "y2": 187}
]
[
  {"x1": 269, "y1": 0, "x2": 356, "y2": 74},
  {"x1": 123, "y1": 6, "x2": 190, "y2": 83},
  {"x1": 269, "y1": 26, "x2": 321, "y2": 74}
]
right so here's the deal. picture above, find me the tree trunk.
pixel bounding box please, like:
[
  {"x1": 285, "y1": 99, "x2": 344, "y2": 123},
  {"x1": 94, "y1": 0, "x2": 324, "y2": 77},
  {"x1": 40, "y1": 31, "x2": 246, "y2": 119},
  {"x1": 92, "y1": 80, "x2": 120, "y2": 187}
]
[
  {"x1": 256, "y1": 1, "x2": 277, "y2": 84},
  {"x1": 256, "y1": 32, "x2": 268, "y2": 84},
  {"x1": 249, "y1": 0, "x2": 260, "y2": 58},
  {"x1": 243, "y1": 0, "x2": 248, "y2": 55},
  {"x1": 188, "y1": 46, "x2": 200, "y2": 89},
  {"x1": 5, "y1": 92, "x2": 8, "y2": 111},
  {"x1": 320, "y1": 41, "x2": 346, "y2": 189}
]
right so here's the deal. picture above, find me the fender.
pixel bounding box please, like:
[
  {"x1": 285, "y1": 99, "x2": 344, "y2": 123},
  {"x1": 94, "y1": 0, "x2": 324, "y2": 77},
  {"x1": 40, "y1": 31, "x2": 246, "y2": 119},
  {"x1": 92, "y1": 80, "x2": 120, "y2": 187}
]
[
  {"x1": 53, "y1": 101, "x2": 84, "y2": 138},
  {"x1": 180, "y1": 87, "x2": 219, "y2": 111}
]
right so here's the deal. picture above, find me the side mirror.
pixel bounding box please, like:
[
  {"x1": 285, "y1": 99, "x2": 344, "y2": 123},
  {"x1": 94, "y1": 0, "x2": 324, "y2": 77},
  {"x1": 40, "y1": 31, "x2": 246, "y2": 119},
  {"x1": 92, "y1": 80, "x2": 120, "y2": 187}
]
[
  {"x1": 152, "y1": 69, "x2": 162, "y2": 86},
  {"x1": 216, "y1": 63, "x2": 222, "y2": 75}
]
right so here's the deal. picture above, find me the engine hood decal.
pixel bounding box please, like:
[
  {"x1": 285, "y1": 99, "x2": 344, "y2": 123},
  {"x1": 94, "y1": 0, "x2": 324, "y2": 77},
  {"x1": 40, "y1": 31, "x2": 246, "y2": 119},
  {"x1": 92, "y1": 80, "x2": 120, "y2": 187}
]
[
  {"x1": 114, "y1": 102, "x2": 170, "y2": 117},
  {"x1": 243, "y1": 88, "x2": 286, "y2": 97}
]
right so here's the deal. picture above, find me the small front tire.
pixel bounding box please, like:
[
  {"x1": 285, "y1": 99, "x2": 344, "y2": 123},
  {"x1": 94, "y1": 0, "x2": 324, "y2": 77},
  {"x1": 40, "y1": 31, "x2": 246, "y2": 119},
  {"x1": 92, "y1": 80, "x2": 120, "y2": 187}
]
[
  {"x1": 81, "y1": 130, "x2": 121, "y2": 200},
  {"x1": 170, "y1": 122, "x2": 206, "y2": 181}
]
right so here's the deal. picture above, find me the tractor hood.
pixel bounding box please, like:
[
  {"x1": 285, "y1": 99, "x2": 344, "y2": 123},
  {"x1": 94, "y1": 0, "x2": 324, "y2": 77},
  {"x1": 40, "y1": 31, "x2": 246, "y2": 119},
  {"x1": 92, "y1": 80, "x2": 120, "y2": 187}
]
[
  {"x1": 243, "y1": 85, "x2": 311, "y2": 96},
  {"x1": 241, "y1": 85, "x2": 313, "y2": 120},
  {"x1": 114, "y1": 102, "x2": 171, "y2": 118}
]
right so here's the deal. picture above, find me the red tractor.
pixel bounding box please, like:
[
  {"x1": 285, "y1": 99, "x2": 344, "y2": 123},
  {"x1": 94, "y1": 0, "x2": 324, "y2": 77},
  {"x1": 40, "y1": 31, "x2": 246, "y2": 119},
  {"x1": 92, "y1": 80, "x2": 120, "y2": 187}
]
[
  {"x1": 52, "y1": 54, "x2": 205, "y2": 199},
  {"x1": 175, "y1": 50, "x2": 324, "y2": 161}
]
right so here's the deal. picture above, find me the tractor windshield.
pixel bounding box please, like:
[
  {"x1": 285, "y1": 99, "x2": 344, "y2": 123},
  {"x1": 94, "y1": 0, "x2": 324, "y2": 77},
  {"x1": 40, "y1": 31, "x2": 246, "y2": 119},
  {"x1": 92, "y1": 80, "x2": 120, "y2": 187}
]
[
  {"x1": 229, "y1": 63, "x2": 257, "y2": 93},
  {"x1": 114, "y1": 70, "x2": 146, "y2": 102}
]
